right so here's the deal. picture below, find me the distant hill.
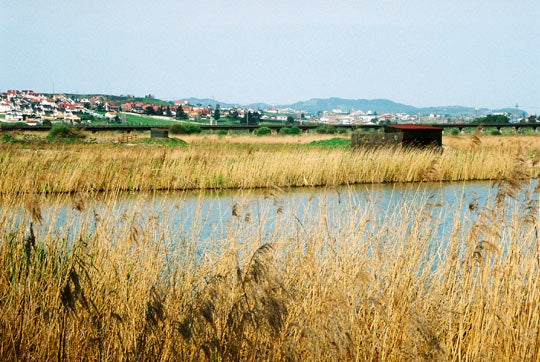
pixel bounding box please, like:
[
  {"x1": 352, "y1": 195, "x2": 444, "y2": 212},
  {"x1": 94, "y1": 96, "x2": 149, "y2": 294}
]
[
  {"x1": 59, "y1": 93, "x2": 173, "y2": 106},
  {"x1": 282, "y1": 98, "x2": 418, "y2": 114},
  {"x1": 246, "y1": 102, "x2": 272, "y2": 110},
  {"x1": 183, "y1": 98, "x2": 224, "y2": 107},
  {"x1": 280, "y1": 98, "x2": 524, "y2": 116},
  {"x1": 182, "y1": 98, "x2": 271, "y2": 110},
  {"x1": 52, "y1": 92, "x2": 526, "y2": 116},
  {"x1": 178, "y1": 97, "x2": 526, "y2": 116}
]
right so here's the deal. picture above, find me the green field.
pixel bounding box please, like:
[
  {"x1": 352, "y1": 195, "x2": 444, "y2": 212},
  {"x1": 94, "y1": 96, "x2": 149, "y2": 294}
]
[
  {"x1": 121, "y1": 113, "x2": 176, "y2": 126},
  {"x1": 89, "y1": 112, "x2": 177, "y2": 126}
]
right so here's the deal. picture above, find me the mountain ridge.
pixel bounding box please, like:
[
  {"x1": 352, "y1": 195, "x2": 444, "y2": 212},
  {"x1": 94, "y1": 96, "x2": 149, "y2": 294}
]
[
  {"x1": 59, "y1": 93, "x2": 524, "y2": 116},
  {"x1": 183, "y1": 97, "x2": 522, "y2": 116}
]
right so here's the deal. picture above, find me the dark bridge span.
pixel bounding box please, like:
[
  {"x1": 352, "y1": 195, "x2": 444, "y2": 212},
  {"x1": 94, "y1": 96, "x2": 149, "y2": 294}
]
[{"x1": 0, "y1": 123, "x2": 538, "y2": 133}]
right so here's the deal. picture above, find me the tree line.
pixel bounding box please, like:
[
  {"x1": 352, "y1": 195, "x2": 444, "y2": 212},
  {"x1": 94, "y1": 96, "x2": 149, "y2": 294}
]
[{"x1": 471, "y1": 114, "x2": 540, "y2": 124}]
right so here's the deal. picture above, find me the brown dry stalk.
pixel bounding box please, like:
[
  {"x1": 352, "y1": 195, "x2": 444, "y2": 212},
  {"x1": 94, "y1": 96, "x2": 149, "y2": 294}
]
[
  {"x1": 1, "y1": 133, "x2": 540, "y2": 359},
  {"x1": 0, "y1": 170, "x2": 539, "y2": 360},
  {"x1": 0, "y1": 134, "x2": 538, "y2": 195}
]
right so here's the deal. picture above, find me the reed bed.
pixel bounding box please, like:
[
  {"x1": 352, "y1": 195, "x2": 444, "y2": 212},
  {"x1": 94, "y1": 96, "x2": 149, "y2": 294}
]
[
  {"x1": 444, "y1": 134, "x2": 540, "y2": 153},
  {"x1": 1, "y1": 133, "x2": 540, "y2": 360},
  {"x1": 0, "y1": 134, "x2": 538, "y2": 195},
  {"x1": 1, "y1": 176, "x2": 539, "y2": 360}
]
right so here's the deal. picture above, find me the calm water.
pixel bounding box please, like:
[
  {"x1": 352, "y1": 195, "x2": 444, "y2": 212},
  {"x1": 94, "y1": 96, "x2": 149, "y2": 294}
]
[{"x1": 7, "y1": 180, "x2": 536, "y2": 250}]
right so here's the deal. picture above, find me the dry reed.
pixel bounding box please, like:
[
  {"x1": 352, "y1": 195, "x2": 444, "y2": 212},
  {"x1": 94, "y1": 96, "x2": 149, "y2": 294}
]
[
  {"x1": 0, "y1": 134, "x2": 538, "y2": 195},
  {"x1": 1, "y1": 133, "x2": 540, "y2": 360},
  {"x1": 1, "y1": 171, "x2": 539, "y2": 360}
]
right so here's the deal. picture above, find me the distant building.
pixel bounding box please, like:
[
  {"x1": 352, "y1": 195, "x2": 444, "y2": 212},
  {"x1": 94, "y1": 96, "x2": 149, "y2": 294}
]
[
  {"x1": 0, "y1": 101, "x2": 13, "y2": 113},
  {"x1": 352, "y1": 125, "x2": 443, "y2": 149}
]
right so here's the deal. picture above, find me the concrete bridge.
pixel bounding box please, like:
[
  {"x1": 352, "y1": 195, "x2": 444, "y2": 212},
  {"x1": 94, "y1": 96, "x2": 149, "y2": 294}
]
[{"x1": 1, "y1": 123, "x2": 538, "y2": 134}]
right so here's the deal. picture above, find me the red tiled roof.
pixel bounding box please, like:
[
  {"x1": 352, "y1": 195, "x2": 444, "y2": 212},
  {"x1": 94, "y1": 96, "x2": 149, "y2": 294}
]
[{"x1": 387, "y1": 125, "x2": 443, "y2": 131}]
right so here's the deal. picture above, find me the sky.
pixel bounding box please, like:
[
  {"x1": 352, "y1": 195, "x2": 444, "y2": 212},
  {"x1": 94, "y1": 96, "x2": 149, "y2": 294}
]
[{"x1": 1, "y1": 0, "x2": 539, "y2": 112}]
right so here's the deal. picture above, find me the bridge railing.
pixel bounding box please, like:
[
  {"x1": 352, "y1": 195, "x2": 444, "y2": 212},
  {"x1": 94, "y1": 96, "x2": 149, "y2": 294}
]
[{"x1": 1, "y1": 123, "x2": 539, "y2": 133}]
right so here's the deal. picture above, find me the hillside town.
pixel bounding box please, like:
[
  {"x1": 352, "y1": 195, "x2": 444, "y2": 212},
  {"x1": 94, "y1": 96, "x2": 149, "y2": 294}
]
[{"x1": 0, "y1": 89, "x2": 531, "y2": 127}]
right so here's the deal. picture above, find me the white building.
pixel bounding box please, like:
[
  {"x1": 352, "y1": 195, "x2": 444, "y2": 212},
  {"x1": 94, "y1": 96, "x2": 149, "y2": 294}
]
[
  {"x1": 0, "y1": 101, "x2": 13, "y2": 113},
  {"x1": 5, "y1": 111, "x2": 23, "y2": 121}
]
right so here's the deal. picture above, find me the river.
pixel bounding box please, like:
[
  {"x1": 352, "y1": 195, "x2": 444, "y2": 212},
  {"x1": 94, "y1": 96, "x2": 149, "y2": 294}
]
[{"x1": 4, "y1": 180, "x2": 535, "y2": 255}]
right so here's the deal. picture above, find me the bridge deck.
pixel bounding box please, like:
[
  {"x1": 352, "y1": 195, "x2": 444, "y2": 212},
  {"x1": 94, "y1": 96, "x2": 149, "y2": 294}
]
[{"x1": 0, "y1": 123, "x2": 537, "y2": 133}]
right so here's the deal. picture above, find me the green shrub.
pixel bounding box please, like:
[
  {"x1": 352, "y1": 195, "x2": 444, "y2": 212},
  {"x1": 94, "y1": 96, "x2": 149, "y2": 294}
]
[
  {"x1": 308, "y1": 138, "x2": 350, "y2": 148},
  {"x1": 138, "y1": 138, "x2": 188, "y2": 147},
  {"x1": 47, "y1": 124, "x2": 85, "y2": 141},
  {"x1": 254, "y1": 127, "x2": 272, "y2": 136},
  {"x1": 450, "y1": 128, "x2": 460, "y2": 136},
  {"x1": 490, "y1": 130, "x2": 502, "y2": 136},
  {"x1": 337, "y1": 127, "x2": 349, "y2": 134},
  {"x1": 279, "y1": 126, "x2": 301, "y2": 135},
  {"x1": 316, "y1": 125, "x2": 336, "y2": 134},
  {"x1": 48, "y1": 124, "x2": 71, "y2": 138},
  {"x1": 2, "y1": 134, "x2": 17, "y2": 143},
  {"x1": 80, "y1": 113, "x2": 94, "y2": 122},
  {"x1": 169, "y1": 123, "x2": 202, "y2": 135},
  {"x1": 217, "y1": 129, "x2": 228, "y2": 136}
]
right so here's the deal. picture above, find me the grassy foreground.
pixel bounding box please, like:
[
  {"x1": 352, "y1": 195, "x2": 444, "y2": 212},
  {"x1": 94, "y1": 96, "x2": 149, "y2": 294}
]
[
  {"x1": 1, "y1": 133, "x2": 540, "y2": 360},
  {"x1": 1, "y1": 178, "x2": 539, "y2": 360},
  {"x1": 0, "y1": 134, "x2": 539, "y2": 195}
]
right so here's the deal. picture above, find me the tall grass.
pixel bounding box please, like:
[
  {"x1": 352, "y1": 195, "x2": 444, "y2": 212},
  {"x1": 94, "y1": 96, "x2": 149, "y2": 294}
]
[
  {"x1": 0, "y1": 134, "x2": 538, "y2": 195},
  {"x1": 1, "y1": 175, "x2": 539, "y2": 360},
  {"x1": 1, "y1": 133, "x2": 540, "y2": 360}
]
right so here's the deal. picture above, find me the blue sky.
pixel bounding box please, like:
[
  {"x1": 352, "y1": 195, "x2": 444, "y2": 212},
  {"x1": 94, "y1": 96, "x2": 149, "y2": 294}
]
[{"x1": 1, "y1": 0, "x2": 539, "y2": 112}]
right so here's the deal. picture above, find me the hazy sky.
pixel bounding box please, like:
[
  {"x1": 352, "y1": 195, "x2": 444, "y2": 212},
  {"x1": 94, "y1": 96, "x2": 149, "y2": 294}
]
[{"x1": 2, "y1": 1, "x2": 539, "y2": 112}]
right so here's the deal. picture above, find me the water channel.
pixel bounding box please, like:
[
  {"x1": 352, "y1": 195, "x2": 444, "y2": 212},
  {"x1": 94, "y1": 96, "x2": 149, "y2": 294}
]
[{"x1": 5, "y1": 180, "x2": 537, "y2": 255}]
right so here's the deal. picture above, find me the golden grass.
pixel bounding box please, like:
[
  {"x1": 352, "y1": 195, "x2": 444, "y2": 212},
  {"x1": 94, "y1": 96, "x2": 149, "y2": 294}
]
[
  {"x1": 0, "y1": 134, "x2": 538, "y2": 195},
  {"x1": 1, "y1": 133, "x2": 540, "y2": 359},
  {"x1": 444, "y1": 134, "x2": 540, "y2": 153},
  {"x1": 1, "y1": 176, "x2": 539, "y2": 360},
  {"x1": 178, "y1": 133, "x2": 340, "y2": 145}
]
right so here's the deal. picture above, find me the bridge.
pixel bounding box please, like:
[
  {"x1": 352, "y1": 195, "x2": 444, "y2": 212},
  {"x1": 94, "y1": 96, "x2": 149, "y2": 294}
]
[{"x1": 0, "y1": 123, "x2": 538, "y2": 133}]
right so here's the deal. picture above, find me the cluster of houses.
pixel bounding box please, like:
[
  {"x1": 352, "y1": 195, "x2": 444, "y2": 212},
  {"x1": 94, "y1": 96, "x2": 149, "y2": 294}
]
[
  {"x1": 0, "y1": 90, "x2": 228, "y2": 125},
  {"x1": 1, "y1": 89, "x2": 486, "y2": 126},
  {"x1": 0, "y1": 90, "x2": 107, "y2": 125},
  {"x1": 317, "y1": 109, "x2": 475, "y2": 125},
  {"x1": 121, "y1": 100, "x2": 213, "y2": 119}
]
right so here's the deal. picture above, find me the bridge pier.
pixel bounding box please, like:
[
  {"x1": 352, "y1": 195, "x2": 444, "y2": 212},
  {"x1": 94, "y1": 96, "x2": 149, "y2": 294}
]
[{"x1": 5, "y1": 123, "x2": 540, "y2": 135}]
